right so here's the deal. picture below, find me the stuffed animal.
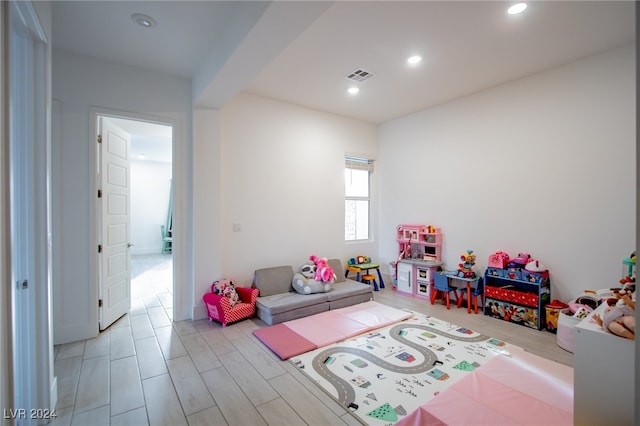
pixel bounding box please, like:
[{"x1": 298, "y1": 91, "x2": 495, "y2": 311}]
[
  {"x1": 292, "y1": 262, "x2": 332, "y2": 294},
  {"x1": 309, "y1": 255, "x2": 336, "y2": 283},
  {"x1": 212, "y1": 279, "x2": 240, "y2": 307},
  {"x1": 593, "y1": 295, "x2": 635, "y2": 340}
]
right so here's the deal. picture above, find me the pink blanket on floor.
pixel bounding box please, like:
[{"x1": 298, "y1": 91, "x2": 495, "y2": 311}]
[
  {"x1": 396, "y1": 346, "x2": 573, "y2": 426},
  {"x1": 253, "y1": 301, "x2": 413, "y2": 359}
]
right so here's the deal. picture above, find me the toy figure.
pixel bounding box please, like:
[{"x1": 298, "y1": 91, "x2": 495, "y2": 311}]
[
  {"x1": 309, "y1": 255, "x2": 336, "y2": 283},
  {"x1": 457, "y1": 250, "x2": 476, "y2": 278}
]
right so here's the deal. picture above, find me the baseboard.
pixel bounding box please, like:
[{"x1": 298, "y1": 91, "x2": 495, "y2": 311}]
[{"x1": 192, "y1": 303, "x2": 208, "y2": 321}]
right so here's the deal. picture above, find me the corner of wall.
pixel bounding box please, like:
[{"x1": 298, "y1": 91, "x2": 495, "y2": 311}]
[{"x1": 192, "y1": 302, "x2": 208, "y2": 321}]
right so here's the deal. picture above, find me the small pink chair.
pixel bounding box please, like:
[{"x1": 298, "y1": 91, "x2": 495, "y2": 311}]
[{"x1": 203, "y1": 284, "x2": 259, "y2": 326}]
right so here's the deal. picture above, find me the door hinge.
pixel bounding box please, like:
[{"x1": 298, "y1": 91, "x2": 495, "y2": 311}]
[
  {"x1": 98, "y1": 244, "x2": 102, "y2": 253},
  {"x1": 97, "y1": 134, "x2": 102, "y2": 144},
  {"x1": 98, "y1": 299, "x2": 103, "y2": 308},
  {"x1": 97, "y1": 189, "x2": 102, "y2": 198}
]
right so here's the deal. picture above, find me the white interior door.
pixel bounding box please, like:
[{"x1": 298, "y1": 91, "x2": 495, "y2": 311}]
[
  {"x1": 8, "y1": 0, "x2": 54, "y2": 418},
  {"x1": 99, "y1": 118, "x2": 132, "y2": 330}
]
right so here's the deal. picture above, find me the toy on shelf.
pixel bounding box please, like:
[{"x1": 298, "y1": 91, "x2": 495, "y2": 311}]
[
  {"x1": 457, "y1": 250, "x2": 476, "y2": 278},
  {"x1": 622, "y1": 251, "x2": 636, "y2": 279},
  {"x1": 488, "y1": 251, "x2": 510, "y2": 269}
]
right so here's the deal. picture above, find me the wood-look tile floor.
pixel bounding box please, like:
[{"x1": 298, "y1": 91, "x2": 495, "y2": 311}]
[{"x1": 52, "y1": 255, "x2": 573, "y2": 426}]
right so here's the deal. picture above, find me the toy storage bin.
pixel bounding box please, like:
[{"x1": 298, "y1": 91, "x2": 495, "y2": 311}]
[
  {"x1": 484, "y1": 299, "x2": 540, "y2": 330},
  {"x1": 522, "y1": 270, "x2": 549, "y2": 284},
  {"x1": 486, "y1": 267, "x2": 506, "y2": 278},
  {"x1": 557, "y1": 308, "x2": 580, "y2": 352},
  {"x1": 504, "y1": 263, "x2": 522, "y2": 280},
  {"x1": 544, "y1": 300, "x2": 569, "y2": 334},
  {"x1": 485, "y1": 285, "x2": 512, "y2": 300}
]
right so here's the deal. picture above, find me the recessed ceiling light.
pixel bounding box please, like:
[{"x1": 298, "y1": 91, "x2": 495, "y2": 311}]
[
  {"x1": 507, "y1": 3, "x2": 527, "y2": 15},
  {"x1": 138, "y1": 153, "x2": 146, "y2": 160},
  {"x1": 347, "y1": 87, "x2": 359, "y2": 95},
  {"x1": 407, "y1": 55, "x2": 422, "y2": 65},
  {"x1": 131, "y1": 13, "x2": 157, "y2": 28}
]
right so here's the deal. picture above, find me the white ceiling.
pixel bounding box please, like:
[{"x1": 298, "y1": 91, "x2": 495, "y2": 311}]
[{"x1": 52, "y1": 1, "x2": 635, "y2": 125}]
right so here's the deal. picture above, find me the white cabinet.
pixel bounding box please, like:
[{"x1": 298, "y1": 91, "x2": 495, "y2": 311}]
[
  {"x1": 396, "y1": 259, "x2": 441, "y2": 299},
  {"x1": 396, "y1": 261, "x2": 412, "y2": 294},
  {"x1": 574, "y1": 303, "x2": 635, "y2": 425}
]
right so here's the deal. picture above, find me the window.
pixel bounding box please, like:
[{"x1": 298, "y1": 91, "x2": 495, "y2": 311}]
[{"x1": 345, "y1": 156, "x2": 373, "y2": 241}]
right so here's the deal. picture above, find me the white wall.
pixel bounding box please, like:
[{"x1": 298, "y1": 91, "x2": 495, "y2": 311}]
[
  {"x1": 131, "y1": 159, "x2": 172, "y2": 255},
  {"x1": 52, "y1": 49, "x2": 192, "y2": 343},
  {"x1": 378, "y1": 44, "x2": 635, "y2": 302},
  {"x1": 193, "y1": 108, "x2": 222, "y2": 319},
  {"x1": 190, "y1": 93, "x2": 379, "y2": 317}
]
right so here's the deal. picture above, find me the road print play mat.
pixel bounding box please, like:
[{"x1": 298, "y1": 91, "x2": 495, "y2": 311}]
[{"x1": 290, "y1": 311, "x2": 513, "y2": 425}]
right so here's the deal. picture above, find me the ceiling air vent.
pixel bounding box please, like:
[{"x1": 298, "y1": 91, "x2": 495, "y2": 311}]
[{"x1": 346, "y1": 69, "x2": 374, "y2": 83}]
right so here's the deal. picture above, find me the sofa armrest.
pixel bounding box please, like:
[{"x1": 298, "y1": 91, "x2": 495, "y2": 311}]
[
  {"x1": 237, "y1": 286, "x2": 259, "y2": 304},
  {"x1": 203, "y1": 292, "x2": 231, "y2": 322}
]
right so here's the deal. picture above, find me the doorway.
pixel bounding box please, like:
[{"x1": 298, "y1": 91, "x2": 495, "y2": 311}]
[{"x1": 97, "y1": 115, "x2": 174, "y2": 330}]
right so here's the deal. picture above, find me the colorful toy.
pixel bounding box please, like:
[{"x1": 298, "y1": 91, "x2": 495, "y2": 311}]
[
  {"x1": 488, "y1": 251, "x2": 510, "y2": 269},
  {"x1": 512, "y1": 253, "x2": 532, "y2": 267},
  {"x1": 309, "y1": 255, "x2": 336, "y2": 283},
  {"x1": 457, "y1": 250, "x2": 476, "y2": 278},
  {"x1": 292, "y1": 262, "x2": 333, "y2": 294}
]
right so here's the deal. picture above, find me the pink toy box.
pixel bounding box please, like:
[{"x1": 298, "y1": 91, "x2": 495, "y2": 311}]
[{"x1": 488, "y1": 251, "x2": 510, "y2": 269}]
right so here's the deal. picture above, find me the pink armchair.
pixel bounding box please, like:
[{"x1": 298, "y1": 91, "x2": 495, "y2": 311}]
[{"x1": 203, "y1": 285, "x2": 259, "y2": 326}]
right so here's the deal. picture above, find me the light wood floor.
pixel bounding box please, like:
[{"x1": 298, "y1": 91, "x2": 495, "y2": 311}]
[{"x1": 52, "y1": 255, "x2": 573, "y2": 426}]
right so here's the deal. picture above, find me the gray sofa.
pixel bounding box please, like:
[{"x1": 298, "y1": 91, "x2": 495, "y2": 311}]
[{"x1": 252, "y1": 258, "x2": 374, "y2": 325}]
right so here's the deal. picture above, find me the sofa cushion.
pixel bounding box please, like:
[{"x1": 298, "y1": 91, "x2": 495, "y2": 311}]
[
  {"x1": 257, "y1": 302, "x2": 329, "y2": 326},
  {"x1": 327, "y1": 258, "x2": 345, "y2": 283},
  {"x1": 256, "y1": 292, "x2": 329, "y2": 316},
  {"x1": 325, "y1": 278, "x2": 373, "y2": 302},
  {"x1": 253, "y1": 265, "x2": 294, "y2": 296}
]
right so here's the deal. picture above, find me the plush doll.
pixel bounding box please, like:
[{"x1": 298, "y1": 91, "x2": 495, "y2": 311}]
[
  {"x1": 292, "y1": 262, "x2": 332, "y2": 294},
  {"x1": 309, "y1": 255, "x2": 336, "y2": 283},
  {"x1": 212, "y1": 279, "x2": 240, "y2": 307},
  {"x1": 593, "y1": 295, "x2": 635, "y2": 340}
]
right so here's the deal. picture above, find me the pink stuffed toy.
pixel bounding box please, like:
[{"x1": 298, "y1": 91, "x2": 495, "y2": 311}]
[{"x1": 309, "y1": 255, "x2": 336, "y2": 283}]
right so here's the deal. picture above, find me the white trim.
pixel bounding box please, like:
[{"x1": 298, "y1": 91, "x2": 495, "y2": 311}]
[
  {"x1": 89, "y1": 108, "x2": 185, "y2": 323},
  {"x1": 0, "y1": 0, "x2": 15, "y2": 416}
]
